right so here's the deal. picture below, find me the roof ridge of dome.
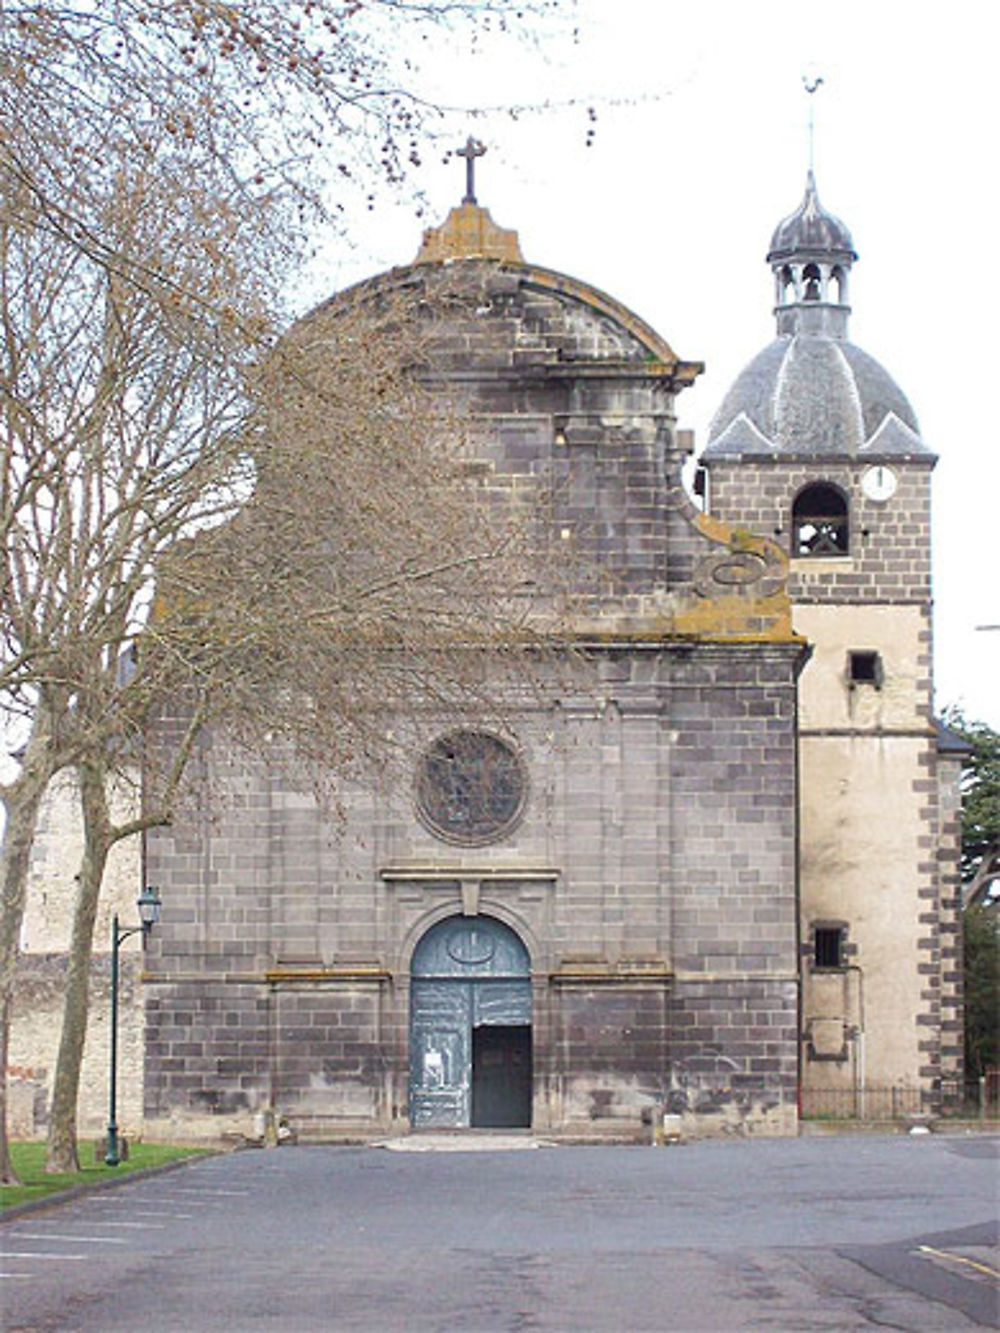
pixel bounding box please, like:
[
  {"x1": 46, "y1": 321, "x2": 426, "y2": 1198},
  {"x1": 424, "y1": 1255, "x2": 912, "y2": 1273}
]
[
  {"x1": 860, "y1": 411, "x2": 935, "y2": 459},
  {"x1": 702, "y1": 410, "x2": 775, "y2": 458},
  {"x1": 832, "y1": 339, "x2": 865, "y2": 443}
]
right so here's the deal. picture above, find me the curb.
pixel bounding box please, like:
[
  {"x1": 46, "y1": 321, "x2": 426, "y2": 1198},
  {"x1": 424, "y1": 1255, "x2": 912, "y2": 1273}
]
[
  {"x1": 799, "y1": 1119, "x2": 1000, "y2": 1137},
  {"x1": 0, "y1": 1149, "x2": 223, "y2": 1224},
  {"x1": 375, "y1": 1134, "x2": 555, "y2": 1152}
]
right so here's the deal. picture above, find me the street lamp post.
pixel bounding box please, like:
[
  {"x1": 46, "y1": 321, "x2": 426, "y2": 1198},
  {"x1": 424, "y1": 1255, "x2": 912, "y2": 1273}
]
[{"x1": 105, "y1": 885, "x2": 161, "y2": 1166}]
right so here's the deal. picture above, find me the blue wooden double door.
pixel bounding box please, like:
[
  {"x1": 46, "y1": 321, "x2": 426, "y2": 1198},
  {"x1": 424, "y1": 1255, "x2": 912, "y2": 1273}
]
[{"x1": 409, "y1": 916, "x2": 532, "y2": 1129}]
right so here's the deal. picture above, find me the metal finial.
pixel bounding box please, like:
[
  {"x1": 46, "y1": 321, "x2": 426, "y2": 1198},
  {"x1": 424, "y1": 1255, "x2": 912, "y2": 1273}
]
[
  {"x1": 456, "y1": 136, "x2": 486, "y2": 205},
  {"x1": 802, "y1": 75, "x2": 824, "y2": 174}
]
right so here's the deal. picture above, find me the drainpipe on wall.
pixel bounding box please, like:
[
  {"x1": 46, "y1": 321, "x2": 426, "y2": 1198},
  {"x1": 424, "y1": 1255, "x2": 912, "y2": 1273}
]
[{"x1": 846, "y1": 965, "x2": 866, "y2": 1119}]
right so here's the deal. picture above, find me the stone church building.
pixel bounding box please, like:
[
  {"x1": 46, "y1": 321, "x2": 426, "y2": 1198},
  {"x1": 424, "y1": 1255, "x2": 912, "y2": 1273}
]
[{"x1": 11, "y1": 169, "x2": 965, "y2": 1142}]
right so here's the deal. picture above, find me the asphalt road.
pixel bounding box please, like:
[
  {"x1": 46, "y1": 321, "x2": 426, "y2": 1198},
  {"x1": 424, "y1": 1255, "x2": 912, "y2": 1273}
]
[{"x1": 2, "y1": 1134, "x2": 997, "y2": 1331}]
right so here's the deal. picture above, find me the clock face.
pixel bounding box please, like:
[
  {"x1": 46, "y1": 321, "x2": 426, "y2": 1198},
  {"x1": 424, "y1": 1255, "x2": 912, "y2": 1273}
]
[{"x1": 861, "y1": 465, "x2": 898, "y2": 503}]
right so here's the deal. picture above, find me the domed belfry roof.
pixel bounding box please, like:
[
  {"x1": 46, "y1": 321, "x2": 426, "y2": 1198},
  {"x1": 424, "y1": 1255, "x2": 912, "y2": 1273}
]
[
  {"x1": 767, "y1": 170, "x2": 856, "y2": 265},
  {"x1": 706, "y1": 338, "x2": 927, "y2": 461},
  {"x1": 703, "y1": 172, "x2": 934, "y2": 463}
]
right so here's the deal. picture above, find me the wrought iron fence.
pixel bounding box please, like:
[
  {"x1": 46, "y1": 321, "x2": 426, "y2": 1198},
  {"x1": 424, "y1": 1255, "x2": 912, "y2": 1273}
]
[
  {"x1": 802, "y1": 1074, "x2": 1000, "y2": 1122},
  {"x1": 939, "y1": 1072, "x2": 1000, "y2": 1119},
  {"x1": 802, "y1": 1084, "x2": 924, "y2": 1121}
]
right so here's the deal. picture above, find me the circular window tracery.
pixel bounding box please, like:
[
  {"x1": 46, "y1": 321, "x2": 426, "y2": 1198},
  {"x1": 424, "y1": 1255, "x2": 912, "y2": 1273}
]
[{"x1": 415, "y1": 730, "x2": 526, "y2": 846}]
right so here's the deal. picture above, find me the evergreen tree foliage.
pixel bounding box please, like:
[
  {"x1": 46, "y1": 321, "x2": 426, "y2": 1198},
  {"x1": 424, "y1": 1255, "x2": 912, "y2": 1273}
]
[
  {"x1": 943, "y1": 709, "x2": 1000, "y2": 1080},
  {"x1": 963, "y1": 905, "x2": 999, "y2": 1078},
  {"x1": 943, "y1": 708, "x2": 1000, "y2": 883}
]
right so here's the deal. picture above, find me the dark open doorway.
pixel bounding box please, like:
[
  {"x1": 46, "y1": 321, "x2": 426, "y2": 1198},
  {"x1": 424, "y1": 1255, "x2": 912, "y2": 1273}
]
[{"x1": 471, "y1": 1025, "x2": 532, "y2": 1128}]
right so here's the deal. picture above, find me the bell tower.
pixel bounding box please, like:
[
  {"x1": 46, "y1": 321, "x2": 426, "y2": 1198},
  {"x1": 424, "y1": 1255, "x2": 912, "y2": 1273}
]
[
  {"x1": 769, "y1": 168, "x2": 855, "y2": 340},
  {"x1": 699, "y1": 172, "x2": 964, "y2": 1116}
]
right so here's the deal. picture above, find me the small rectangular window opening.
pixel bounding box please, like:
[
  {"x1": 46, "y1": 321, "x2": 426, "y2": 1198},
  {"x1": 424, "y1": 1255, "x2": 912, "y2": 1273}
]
[
  {"x1": 848, "y1": 650, "x2": 883, "y2": 688},
  {"x1": 814, "y1": 926, "x2": 844, "y2": 969}
]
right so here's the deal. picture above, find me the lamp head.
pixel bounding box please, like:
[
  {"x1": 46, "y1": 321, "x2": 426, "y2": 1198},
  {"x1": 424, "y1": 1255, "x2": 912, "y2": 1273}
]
[{"x1": 136, "y1": 885, "x2": 161, "y2": 931}]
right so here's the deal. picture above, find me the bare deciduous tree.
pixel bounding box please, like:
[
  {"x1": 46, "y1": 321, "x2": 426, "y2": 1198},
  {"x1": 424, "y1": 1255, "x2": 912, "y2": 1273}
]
[
  {"x1": 0, "y1": 1, "x2": 568, "y2": 256},
  {"x1": 0, "y1": 0, "x2": 568, "y2": 1180},
  {"x1": 0, "y1": 105, "x2": 265, "y2": 1174}
]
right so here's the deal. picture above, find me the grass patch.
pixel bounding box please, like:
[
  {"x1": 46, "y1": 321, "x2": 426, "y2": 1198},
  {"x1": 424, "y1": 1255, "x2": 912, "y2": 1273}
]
[{"x1": 1, "y1": 1141, "x2": 210, "y2": 1210}]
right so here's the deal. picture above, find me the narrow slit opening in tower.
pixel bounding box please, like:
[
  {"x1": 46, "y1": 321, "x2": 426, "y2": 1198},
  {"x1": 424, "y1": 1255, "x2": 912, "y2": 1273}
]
[
  {"x1": 848, "y1": 650, "x2": 882, "y2": 688},
  {"x1": 814, "y1": 926, "x2": 845, "y2": 970}
]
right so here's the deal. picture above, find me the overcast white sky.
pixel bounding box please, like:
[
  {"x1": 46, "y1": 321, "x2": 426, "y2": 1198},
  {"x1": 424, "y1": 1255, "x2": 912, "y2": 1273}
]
[{"x1": 320, "y1": 0, "x2": 999, "y2": 727}]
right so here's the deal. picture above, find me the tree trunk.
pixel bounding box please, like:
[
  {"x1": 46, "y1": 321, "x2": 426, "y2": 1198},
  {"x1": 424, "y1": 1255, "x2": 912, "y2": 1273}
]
[
  {"x1": 40, "y1": 703, "x2": 196, "y2": 1175},
  {"x1": 0, "y1": 705, "x2": 63, "y2": 1184},
  {"x1": 45, "y1": 760, "x2": 112, "y2": 1173}
]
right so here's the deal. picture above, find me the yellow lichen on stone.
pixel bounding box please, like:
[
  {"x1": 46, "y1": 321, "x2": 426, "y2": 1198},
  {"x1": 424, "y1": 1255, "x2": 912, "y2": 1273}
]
[
  {"x1": 415, "y1": 204, "x2": 524, "y2": 264},
  {"x1": 671, "y1": 592, "x2": 799, "y2": 642}
]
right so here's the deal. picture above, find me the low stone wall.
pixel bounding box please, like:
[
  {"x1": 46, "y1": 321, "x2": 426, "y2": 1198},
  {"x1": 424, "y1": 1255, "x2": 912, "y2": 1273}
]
[{"x1": 9, "y1": 952, "x2": 145, "y2": 1140}]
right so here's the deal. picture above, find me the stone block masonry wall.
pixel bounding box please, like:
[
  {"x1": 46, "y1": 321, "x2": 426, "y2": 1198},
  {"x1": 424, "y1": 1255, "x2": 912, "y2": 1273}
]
[
  {"x1": 706, "y1": 452, "x2": 950, "y2": 1108},
  {"x1": 912, "y1": 737, "x2": 954, "y2": 1098},
  {"x1": 663, "y1": 645, "x2": 800, "y2": 1134},
  {"x1": 936, "y1": 751, "x2": 966, "y2": 1086},
  {"x1": 667, "y1": 647, "x2": 799, "y2": 976},
  {"x1": 550, "y1": 982, "x2": 670, "y2": 1128},
  {"x1": 144, "y1": 982, "x2": 270, "y2": 1125},
  {"x1": 414, "y1": 265, "x2": 658, "y2": 376},
  {"x1": 144, "y1": 978, "x2": 395, "y2": 1135},
  {"x1": 667, "y1": 980, "x2": 799, "y2": 1134},
  {"x1": 546, "y1": 974, "x2": 799, "y2": 1138},
  {"x1": 271, "y1": 983, "x2": 388, "y2": 1127},
  {"x1": 389, "y1": 261, "x2": 713, "y2": 599},
  {"x1": 143, "y1": 716, "x2": 343, "y2": 977},
  {"x1": 707, "y1": 459, "x2": 933, "y2": 603},
  {"x1": 140, "y1": 253, "x2": 805, "y2": 1141},
  {"x1": 144, "y1": 639, "x2": 803, "y2": 1141}
]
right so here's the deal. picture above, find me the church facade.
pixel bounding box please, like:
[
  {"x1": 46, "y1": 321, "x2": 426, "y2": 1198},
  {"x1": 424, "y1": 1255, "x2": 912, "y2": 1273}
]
[{"x1": 11, "y1": 171, "x2": 965, "y2": 1143}]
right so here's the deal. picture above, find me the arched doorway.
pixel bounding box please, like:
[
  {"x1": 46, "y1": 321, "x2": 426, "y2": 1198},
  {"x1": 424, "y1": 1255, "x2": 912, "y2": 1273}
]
[{"x1": 409, "y1": 915, "x2": 532, "y2": 1130}]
